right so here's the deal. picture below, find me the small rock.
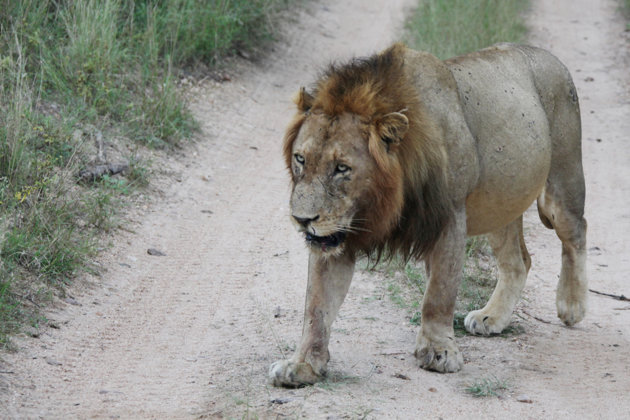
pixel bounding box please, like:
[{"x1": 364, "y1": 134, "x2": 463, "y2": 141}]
[
  {"x1": 26, "y1": 329, "x2": 40, "y2": 338},
  {"x1": 270, "y1": 397, "x2": 292, "y2": 405},
  {"x1": 201, "y1": 210, "x2": 214, "y2": 214},
  {"x1": 72, "y1": 129, "x2": 84, "y2": 142},
  {"x1": 147, "y1": 248, "x2": 166, "y2": 256},
  {"x1": 64, "y1": 297, "x2": 81, "y2": 306},
  {"x1": 45, "y1": 358, "x2": 63, "y2": 366},
  {"x1": 393, "y1": 373, "x2": 410, "y2": 380},
  {"x1": 274, "y1": 307, "x2": 284, "y2": 318},
  {"x1": 428, "y1": 387, "x2": 437, "y2": 392},
  {"x1": 584, "y1": 76, "x2": 595, "y2": 82},
  {"x1": 516, "y1": 394, "x2": 533, "y2": 403}
]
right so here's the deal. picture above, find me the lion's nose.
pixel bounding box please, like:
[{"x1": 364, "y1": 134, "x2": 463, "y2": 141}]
[{"x1": 293, "y1": 214, "x2": 319, "y2": 227}]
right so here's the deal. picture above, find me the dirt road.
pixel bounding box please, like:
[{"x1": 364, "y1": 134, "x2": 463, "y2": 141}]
[{"x1": 2, "y1": 0, "x2": 629, "y2": 418}]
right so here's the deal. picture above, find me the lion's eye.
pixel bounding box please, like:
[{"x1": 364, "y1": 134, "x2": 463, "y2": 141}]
[
  {"x1": 335, "y1": 163, "x2": 350, "y2": 174},
  {"x1": 294, "y1": 153, "x2": 305, "y2": 164}
]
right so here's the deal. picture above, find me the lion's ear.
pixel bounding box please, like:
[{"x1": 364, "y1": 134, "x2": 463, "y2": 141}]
[
  {"x1": 376, "y1": 112, "x2": 409, "y2": 145},
  {"x1": 294, "y1": 87, "x2": 314, "y2": 113}
]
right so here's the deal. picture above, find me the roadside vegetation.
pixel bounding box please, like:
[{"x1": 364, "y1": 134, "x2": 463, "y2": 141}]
[
  {"x1": 362, "y1": 0, "x2": 531, "y2": 333},
  {"x1": 364, "y1": 237, "x2": 507, "y2": 337},
  {"x1": 623, "y1": 0, "x2": 630, "y2": 27},
  {"x1": 0, "y1": 0, "x2": 296, "y2": 349},
  {"x1": 405, "y1": 0, "x2": 529, "y2": 59}
]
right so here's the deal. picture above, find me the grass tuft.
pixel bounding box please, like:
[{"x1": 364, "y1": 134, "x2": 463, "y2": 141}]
[
  {"x1": 316, "y1": 371, "x2": 363, "y2": 391},
  {"x1": 465, "y1": 376, "x2": 510, "y2": 397},
  {"x1": 406, "y1": 0, "x2": 529, "y2": 59}
]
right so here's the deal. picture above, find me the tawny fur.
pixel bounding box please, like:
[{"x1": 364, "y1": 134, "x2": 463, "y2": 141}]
[
  {"x1": 283, "y1": 44, "x2": 453, "y2": 260},
  {"x1": 271, "y1": 42, "x2": 587, "y2": 387}
]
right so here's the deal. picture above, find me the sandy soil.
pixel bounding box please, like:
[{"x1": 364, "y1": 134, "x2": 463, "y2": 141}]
[{"x1": 2, "y1": 0, "x2": 629, "y2": 418}]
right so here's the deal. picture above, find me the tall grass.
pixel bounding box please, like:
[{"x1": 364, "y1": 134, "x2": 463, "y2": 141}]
[
  {"x1": 0, "y1": 0, "x2": 296, "y2": 348},
  {"x1": 132, "y1": 0, "x2": 293, "y2": 65},
  {"x1": 406, "y1": 0, "x2": 529, "y2": 59}
]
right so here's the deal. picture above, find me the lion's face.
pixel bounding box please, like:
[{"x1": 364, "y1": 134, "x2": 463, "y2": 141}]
[{"x1": 289, "y1": 112, "x2": 376, "y2": 254}]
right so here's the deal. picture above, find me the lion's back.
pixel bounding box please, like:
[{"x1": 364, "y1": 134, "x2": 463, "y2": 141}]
[
  {"x1": 403, "y1": 43, "x2": 580, "y2": 235},
  {"x1": 445, "y1": 43, "x2": 578, "y2": 125}
]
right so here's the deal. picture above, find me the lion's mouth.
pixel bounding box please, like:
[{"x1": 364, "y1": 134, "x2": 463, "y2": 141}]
[{"x1": 305, "y1": 231, "x2": 347, "y2": 249}]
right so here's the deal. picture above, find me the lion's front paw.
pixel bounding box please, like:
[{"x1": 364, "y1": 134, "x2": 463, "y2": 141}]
[
  {"x1": 464, "y1": 310, "x2": 509, "y2": 335},
  {"x1": 269, "y1": 359, "x2": 322, "y2": 387},
  {"x1": 556, "y1": 295, "x2": 586, "y2": 326},
  {"x1": 414, "y1": 335, "x2": 462, "y2": 373}
]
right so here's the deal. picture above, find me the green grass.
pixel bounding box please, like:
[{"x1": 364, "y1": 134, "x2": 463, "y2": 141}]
[
  {"x1": 623, "y1": 0, "x2": 630, "y2": 29},
  {"x1": 316, "y1": 371, "x2": 363, "y2": 391},
  {"x1": 0, "y1": 0, "x2": 297, "y2": 348},
  {"x1": 406, "y1": 0, "x2": 529, "y2": 59},
  {"x1": 464, "y1": 376, "x2": 510, "y2": 398},
  {"x1": 0, "y1": 280, "x2": 21, "y2": 349},
  {"x1": 367, "y1": 236, "x2": 529, "y2": 337},
  {"x1": 363, "y1": 237, "x2": 499, "y2": 335}
]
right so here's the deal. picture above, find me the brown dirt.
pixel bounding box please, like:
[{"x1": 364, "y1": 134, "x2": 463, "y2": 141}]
[{"x1": 2, "y1": 0, "x2": 630, "y2": 418}]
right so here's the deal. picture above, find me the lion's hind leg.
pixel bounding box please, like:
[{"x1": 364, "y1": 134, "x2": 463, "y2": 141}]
[
  {"x1": 465, "y1": 216, "x2": 529, "y2": 335},
  {"x1": 532, "y1": 52, "x2": 587, "y2": 326},
  {"x1": 537, "y1": 185, "x2": 587, "y2": 326}
]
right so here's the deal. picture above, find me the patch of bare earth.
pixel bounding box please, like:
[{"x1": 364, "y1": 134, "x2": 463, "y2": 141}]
[{"x1": 1, "y1": 0, "x2": 629, "y2": 418}]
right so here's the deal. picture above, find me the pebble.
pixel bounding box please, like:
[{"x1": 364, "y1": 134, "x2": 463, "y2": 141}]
[{"x1": 147, "y1": 248, "x2": 166, "y2": 256}]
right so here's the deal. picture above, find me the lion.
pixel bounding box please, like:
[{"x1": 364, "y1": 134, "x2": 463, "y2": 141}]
[{"x1": 269, "y1": 43, "x2": 587, "y2": 387}]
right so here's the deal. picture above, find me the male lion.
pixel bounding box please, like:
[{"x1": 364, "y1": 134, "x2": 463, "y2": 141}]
[{"x1": 270, "y1": 43, "x2": 587, "y2": 387}]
